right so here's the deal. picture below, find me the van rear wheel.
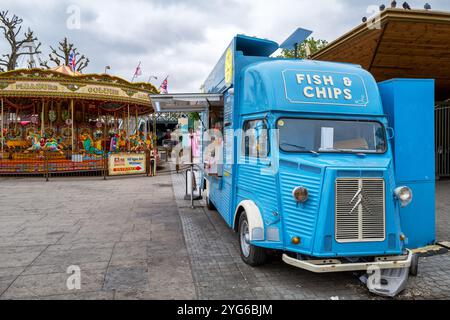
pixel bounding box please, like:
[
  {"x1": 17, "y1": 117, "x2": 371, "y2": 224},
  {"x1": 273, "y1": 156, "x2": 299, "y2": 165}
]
[
  {"x1": 206, "y1": 196, "x2": 216, "y2": 210},
  {"x1": 238, "y1": 212, "x2": 267, "y2": 266}
]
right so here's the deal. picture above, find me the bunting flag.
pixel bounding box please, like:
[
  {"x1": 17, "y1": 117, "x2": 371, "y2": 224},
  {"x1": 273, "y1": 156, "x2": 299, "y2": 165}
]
[
  {"x1": 134, "y1": 62, "x2": 142, "y2": 77},
  {"x1": 160, "y1": 77, "x2": 168, "y2": 94},
  {"x1": 131, "y1": 62, "x2": 142, "y2": 82},
  {"x1": 134, "y1": 63, "x2": 142, "y2": 78},
  {"x1": 68, "y1": 51, "x2": 76, "y2": 71}
]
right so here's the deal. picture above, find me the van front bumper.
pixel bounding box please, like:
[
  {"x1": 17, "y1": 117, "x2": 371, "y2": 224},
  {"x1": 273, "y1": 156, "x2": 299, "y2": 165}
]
[{"x1": 282, "y1": 250, "x2": 413, "y2": 273}]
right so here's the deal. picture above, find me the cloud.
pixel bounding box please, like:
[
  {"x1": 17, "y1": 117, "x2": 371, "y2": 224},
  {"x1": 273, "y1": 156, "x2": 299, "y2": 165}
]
[{"x1": 1, "y1": 0, "x2": 449, "y2": 92}]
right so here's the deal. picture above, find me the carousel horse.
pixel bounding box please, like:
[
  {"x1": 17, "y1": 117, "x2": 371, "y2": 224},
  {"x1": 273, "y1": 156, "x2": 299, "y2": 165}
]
[
  {"x1": 129, "y1": 134, "x2": 138, "y2": 150},
  {"x1": 80, "y1": 133, "x2": 103, "y2": 155},
  {"x1": 44, "y1": 138, "x2": 64, "y2": 155},
  {"x1": 93, "y1": 131, "x2": 103, "y2": 152},
  {"x1": 145, "y1": 133, "x2": 153, "y2": 150},
  {"x1": 110, "y1": 134, "x2": 119, "y2": 153},
  {"x1": 25, "y1": 132, "x2": 42, "y2": 153},
  {"x1": 130, "y1": 134, "x2": 145, "y2": 152},
  {"x1": 94, "y1": 138, "x2": 103, "y2": 152},
  {"x1": 55, "y1": 135, "x2": 68, "y2": 150},
  {"x1": 118, "y1": 131, "x2": 128, "y2": 151}
]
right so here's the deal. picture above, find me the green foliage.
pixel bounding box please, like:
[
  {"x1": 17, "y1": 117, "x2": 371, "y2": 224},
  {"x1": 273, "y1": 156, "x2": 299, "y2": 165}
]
[
  {"x1": 188, "y1": 112, "x2": 200, "y2": 122},
  {"x1": 278, "y1": 37, "x2": 328, "y2": 59}
]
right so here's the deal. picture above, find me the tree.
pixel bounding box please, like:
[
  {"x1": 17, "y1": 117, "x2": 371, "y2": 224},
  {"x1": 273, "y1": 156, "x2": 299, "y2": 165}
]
[
  {"x1": 0, "y1": 11, "x2": 41, "y2": 71},
  {"x1": 188, "y1": 112, "x2": 201, "y2": 122},
  {"x1": 41, "y1": 37, "x2": 90, "y2": 72},
  {"x1": 279, "y1": 37, "x2": 328, "y2": 59}
]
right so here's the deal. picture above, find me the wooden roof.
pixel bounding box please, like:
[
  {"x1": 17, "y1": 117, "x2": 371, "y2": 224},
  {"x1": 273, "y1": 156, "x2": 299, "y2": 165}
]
[{"x1": 312, "y1": 8, "x2": 450, "y2": 101}]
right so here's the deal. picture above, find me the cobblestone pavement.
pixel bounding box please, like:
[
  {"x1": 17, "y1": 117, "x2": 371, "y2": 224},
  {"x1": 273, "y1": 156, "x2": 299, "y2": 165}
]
[
  {"x1": 172, "y1": 172, "x2": 450, "y2": 300},
  {"x1": 436, "y1": 180, "x2": 450, "y2": 242},
  {"x1": 0, "y1": 174, "x2": 448, "y2": 300}
]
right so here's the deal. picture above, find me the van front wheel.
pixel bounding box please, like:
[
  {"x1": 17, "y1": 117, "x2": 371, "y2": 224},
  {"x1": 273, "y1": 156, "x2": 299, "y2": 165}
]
[{"x1": 238, "y1": 212, "x2": 267, "y2": 266}]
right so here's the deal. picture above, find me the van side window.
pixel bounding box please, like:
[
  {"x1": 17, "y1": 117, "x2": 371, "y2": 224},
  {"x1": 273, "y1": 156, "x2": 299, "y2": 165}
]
[{"x1": 243, "y1": 119, "x2": 269, "y2": 159}]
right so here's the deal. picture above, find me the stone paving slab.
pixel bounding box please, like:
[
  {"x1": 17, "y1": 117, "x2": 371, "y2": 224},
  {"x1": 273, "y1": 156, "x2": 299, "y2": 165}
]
[
  {"x1": 436, "y1": 180, "x2": 450, "y2": 241},
  {"x1": 1, "y1": 270, "x2": 106, "y2": 300},
  {"x1": 0, "y1": 175, "x2": 196, "y2": 300},
  {"x1": 0, "y1": 246, "x2": 48, "y2": 269}
]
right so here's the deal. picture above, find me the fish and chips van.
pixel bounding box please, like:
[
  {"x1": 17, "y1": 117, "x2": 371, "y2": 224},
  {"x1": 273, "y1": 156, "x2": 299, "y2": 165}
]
[{"x1": 150, "y1": 31, "x2": 436, "y2": 297}]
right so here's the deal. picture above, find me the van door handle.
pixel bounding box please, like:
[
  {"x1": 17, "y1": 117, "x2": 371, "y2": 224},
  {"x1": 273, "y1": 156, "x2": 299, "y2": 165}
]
[{"x1": 263, "y1": 161, "x2": 272, "y2": 167}]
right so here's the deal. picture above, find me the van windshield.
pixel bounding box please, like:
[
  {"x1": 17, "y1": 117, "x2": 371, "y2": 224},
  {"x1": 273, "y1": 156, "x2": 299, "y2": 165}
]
[{"x1": 277, "y1": 118, "x2": 387, "y2": 154}]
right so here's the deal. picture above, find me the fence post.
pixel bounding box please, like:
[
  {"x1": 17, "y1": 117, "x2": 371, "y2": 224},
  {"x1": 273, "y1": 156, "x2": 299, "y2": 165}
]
[
  {"x1": 103, "y1": 152, "x2": 108, "y2": 180},
  {"x1": 146, "y1": 149, "x2": 150, "y2": 177},
  {"x1": 152, "y1": 154, "x2": 156, "y2": 177},
  {"x1": 45, "y1": 150, "x2": 49, "y2": 182}
]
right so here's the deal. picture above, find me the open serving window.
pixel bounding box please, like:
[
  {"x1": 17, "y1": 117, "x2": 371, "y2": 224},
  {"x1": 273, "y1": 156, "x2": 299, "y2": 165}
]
[{"x1": 148, "y1": 93, "x2": 224, "y2": 176}]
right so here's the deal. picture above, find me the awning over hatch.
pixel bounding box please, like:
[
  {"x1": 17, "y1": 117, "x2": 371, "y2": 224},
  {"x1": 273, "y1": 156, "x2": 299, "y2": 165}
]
[{"x1": 149, "y1": 93, "x2": 223, "y2": 113}]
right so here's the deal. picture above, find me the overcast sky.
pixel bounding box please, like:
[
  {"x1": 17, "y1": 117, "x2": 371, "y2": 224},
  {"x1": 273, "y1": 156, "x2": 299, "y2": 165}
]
[{"x1": 1, "y1": 0, "x2": 449, "y2": 92}]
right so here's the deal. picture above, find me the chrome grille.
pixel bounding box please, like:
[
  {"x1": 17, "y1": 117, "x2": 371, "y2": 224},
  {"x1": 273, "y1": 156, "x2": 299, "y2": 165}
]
[{"x1": 335, "y1": 178, "x2": 386, "y2": 243}]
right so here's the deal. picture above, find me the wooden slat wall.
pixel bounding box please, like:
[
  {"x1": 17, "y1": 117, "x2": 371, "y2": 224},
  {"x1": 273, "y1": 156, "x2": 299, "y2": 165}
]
[
  {"x1": 318, "y1": 28, "x2": 382, "y2": 69},
  {"x1": 314, "y1": 13, "x2": 450, "y2": 100}
]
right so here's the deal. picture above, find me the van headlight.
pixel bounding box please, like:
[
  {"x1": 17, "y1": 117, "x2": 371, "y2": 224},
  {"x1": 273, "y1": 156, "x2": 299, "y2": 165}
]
[
  {"x1": 293, "y1": 186, "x2": 308, "y2": 203},
  {"x1": 394, "y1": 186, "x2": 413, "y2": 207}
]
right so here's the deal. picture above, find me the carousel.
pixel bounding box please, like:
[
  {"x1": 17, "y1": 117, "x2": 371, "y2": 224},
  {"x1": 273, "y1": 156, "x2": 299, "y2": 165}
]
[{"x1": 0, "y1": 66, "x2": 159, "y2": 175}]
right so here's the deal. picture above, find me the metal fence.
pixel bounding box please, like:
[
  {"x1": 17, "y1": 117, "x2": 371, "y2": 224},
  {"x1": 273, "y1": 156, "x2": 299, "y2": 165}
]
[
  {"x1": 0, "y1": 149, "x2": 157, "y2": 180},
  {"x1": 436, "y1": 104, "x2": 450, "y2": 178}
]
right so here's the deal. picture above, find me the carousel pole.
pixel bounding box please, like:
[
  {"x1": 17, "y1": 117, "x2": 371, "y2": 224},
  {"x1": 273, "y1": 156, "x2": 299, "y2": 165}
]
[
  {"x1": 15, "y1": 107, "x2": 18, "y2": 130},
  {"x1": 41, "y1": 100, "x2": 44, "y2": 137},
  {"x1": 127, "y1": 104, "x2": 130, "y2": 151},
  {"x1": 33, "y1": 103, "x2": 36, "y2": 133},
  {"x1": 153, "y1": 114, "x2": 157, "y2": 150},
  {"x1": 103, "y1": 113, "x2": 108, "y2": 180},
  {"x1": 1, "y1": 98, "x2": 3, "y2": 154},
  {"x1": 71, "y1": 99, "x2": 74, "y2": 152},
  {"x1": 50, "y1": 101, "x2": 53, "y2": 130},
  {"x1": 135, "y1": 107, "x2": 138, "y2": 134},
  {"x1": 144, "y1": 115, "x2": 148, "y2": 137}
]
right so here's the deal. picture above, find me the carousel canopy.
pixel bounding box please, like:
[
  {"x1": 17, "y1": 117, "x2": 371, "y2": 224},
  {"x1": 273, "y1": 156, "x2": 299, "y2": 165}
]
[
  {"x1": 50, "y1": 65, "x2": 82, "y2": 76},
  {"x1": 0, "y1": 66, "x2": 159, "y2": 115}
]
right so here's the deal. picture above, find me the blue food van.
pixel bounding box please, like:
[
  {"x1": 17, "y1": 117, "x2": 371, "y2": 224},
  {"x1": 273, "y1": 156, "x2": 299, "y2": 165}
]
[
  {"x1": 153, "y1": 33, "x2": 436, "y2": 296},
  {"x1": 199, "y1": 33, "x2": 436, "y2": 293}
]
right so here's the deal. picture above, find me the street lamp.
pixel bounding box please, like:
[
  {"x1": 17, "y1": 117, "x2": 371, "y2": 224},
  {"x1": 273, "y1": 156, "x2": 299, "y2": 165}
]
[
  {"x1": 104, "y1": 66, "x2": 111, "y2": 74},
  {"x1": 148, "y1": 75, "x2": 158, "y2": 83}
]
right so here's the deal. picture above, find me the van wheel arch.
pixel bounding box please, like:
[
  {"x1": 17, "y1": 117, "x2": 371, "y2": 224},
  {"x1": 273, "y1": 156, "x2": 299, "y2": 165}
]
[
  {"x1": 234, "y1": 206, "x2": 246, "y2": 232},
  {"x1": 233, "y1": 200, "x2": 265, "y2": 241}
]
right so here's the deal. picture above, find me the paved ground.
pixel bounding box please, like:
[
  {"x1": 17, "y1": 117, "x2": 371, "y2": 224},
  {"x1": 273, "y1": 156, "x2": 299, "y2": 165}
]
[
  {"x1": 0, "y1": 175, "x2": 196, "y2": 300},
  {"x1": 173, "y1": 174, "x2": 450, "y2": 300},
  {"x1": 0, "y1": 173, "x2": 449, "y2": 300}
]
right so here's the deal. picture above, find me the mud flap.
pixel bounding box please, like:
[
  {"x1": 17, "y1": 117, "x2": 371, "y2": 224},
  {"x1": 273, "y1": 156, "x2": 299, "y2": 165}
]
[{"x1": 360, "y1": 267, "x2": 410, "y2": 298}]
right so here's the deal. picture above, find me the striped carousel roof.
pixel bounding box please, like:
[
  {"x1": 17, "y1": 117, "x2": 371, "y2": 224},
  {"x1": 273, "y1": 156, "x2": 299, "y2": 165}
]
[{"x1": 50, "y1": 65, "x2": 82, "y2": 76}]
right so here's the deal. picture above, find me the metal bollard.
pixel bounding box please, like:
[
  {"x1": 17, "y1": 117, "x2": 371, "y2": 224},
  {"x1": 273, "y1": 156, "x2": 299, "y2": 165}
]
[{"x1": 184, "y1": 164, "x2": 203, "y2": 208}]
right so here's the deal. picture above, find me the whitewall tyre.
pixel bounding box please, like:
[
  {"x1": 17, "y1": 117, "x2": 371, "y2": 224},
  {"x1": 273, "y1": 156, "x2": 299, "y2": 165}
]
[{"x1": 238, "y1": 212, "x2": 267, "y2": 266}]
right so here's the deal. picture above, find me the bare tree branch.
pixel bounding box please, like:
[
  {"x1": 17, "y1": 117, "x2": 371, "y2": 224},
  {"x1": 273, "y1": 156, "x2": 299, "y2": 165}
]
[
  {"x1": 0, "y1": 11, "x2": 41, "y2": 70},
  {"x1": 39, "y1": 60, "x2": 50, "y2": 69},
  {"x1": 43, "y1": 37, "x2": 90, "y2": 72}
]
